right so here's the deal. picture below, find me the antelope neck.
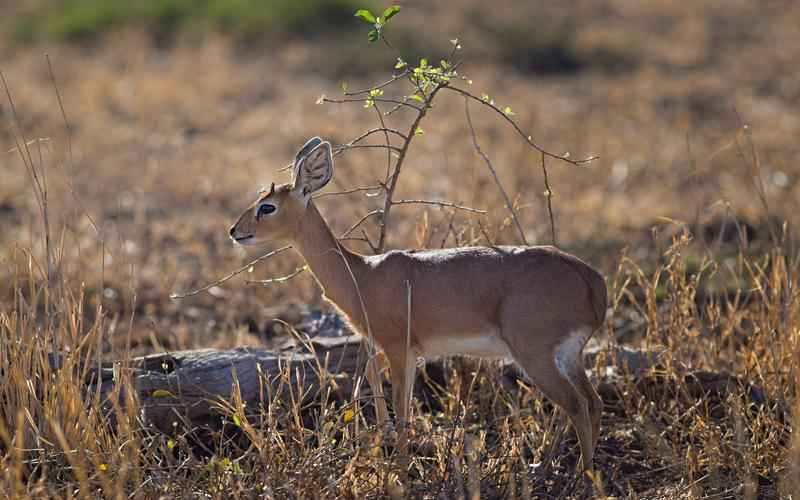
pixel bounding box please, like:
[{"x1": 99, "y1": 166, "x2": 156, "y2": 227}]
[{"x1": 293, "y1": 202, "x2": 370, "y2": 326}]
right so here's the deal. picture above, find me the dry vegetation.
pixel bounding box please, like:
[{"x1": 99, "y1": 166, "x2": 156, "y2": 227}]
[{"x1": 1, "y1": 1, "x2": 799, "y2": 498}]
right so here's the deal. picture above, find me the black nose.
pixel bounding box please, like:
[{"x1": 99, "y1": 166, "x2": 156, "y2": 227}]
[{"x1": 229, "y1": 226, "x2": 236, "y2": 238}]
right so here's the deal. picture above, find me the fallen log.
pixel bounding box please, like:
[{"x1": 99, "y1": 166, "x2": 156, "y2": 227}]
[{"x1": 88, "y1": 335, "x2": 368, "y2": 433}]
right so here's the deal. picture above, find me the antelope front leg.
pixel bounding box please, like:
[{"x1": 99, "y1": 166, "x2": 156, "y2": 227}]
[
  {"x1": 387, "y1": 349, "x2": 417, "y2": 455},
  {"x1": 365, "y1": 353, "x2": 390, "y2": 430}
]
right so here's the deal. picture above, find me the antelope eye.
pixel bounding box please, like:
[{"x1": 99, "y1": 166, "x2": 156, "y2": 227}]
[{"x1": 256, "y1": 204, "x2": 276, "y2": 219}]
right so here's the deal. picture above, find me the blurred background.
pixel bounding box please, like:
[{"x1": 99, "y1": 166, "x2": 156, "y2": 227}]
[{"x1": 1, "y1": 0, "x2": 799, "y2": 354}]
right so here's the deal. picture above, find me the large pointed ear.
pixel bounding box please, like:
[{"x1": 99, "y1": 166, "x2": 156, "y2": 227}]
[
  {"x1": 294, "y1": 137, "x2": 323, "y2": 165},
  {"x1": 291, "y1": 137, "x2": 333, "y2": 201}
]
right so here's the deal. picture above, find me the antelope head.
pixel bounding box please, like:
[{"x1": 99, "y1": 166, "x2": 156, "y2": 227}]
[{"x1": 229, "y1": 137, "x2": 333, "y2": 246}]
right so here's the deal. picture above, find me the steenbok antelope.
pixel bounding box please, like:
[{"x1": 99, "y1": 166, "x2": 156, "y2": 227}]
[{"x1": 229, "y1": 137, "x2": 607, "y2": 471}]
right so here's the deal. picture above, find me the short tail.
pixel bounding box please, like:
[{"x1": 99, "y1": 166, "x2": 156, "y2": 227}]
[
  {"x1": 559, "y1": 252, "x2": 608, "y2": 329},
  {"x1": 586, "y1": 267, "x2": 608, "y2": 328}
]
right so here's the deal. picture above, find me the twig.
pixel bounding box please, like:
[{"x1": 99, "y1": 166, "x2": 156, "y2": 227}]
[
  {"x1": 1, "y1": 72, "x2": 42, "y2": 211},
  {"x1": 334, "y1": 144, "x2": 402, "y2": 154},
  {"x1": 435, "y1": 393, "x2": 465, "y2": 499},
  {"x1": 337, "y1": 236, "x2": 368, "y2": 243},
  {"x1": 540, "y1": 152, "x2": 557, "y2": 246},
  {"x1": 731, "y1": 110, "x2": 779, "y2": 247},
  {"x1": 169, "y1": 245, "x2": 292, "y2": 299},
  {"x1": 314, "y1": 185, "x2": 384, "y2": 199},
  {"x1": 245, "y1": 266, "x2": 307, "y2": 286},
  {"x1": 277, "y1": 128, "x2": 408, "y2": 174},
  {"x1": 322, "y1": 96, "x2": 422, "y2": 112},
  {"x1": 383, "y1": 95, "x2": 418, "y2": 117},
  {"x1": 343, "y1": 71, "x2": 409, "y2": 96},
  {"x1": 346, "y1": 127, "x2": 409, "y2": 143},
  {"x1": 464, "y1": 98, "x2": 529, "y2": 245},
  {"x1": 446, "y1": 86, "x2": 598, "y2": 167},
  {"x1": 46, "y1": 54, "x2": 73, "y2": 178},
  {"x1": 392, "y1": 199, "x2": 486, "y2": 214},
  {"x1": 405, "y1": 279, "x2": 413, "y2": 357},
  {"x1": 372, "y1": 102, "x2": 394, "y2": 184},
  {"x1": 339, "y1": 210, "x2": 382, "y2": 239},
  {"x1": 44, "y1": 61, "x2": 100, "y2": 235},
  {"x1": 360, "y1": 229, "x2": 379, "y2": 253},
  {"x1": 377, "y1": 84, "x2": 446, "y2": 252},
  {"x1": 326, "y1": 240, "x2": 389, "y2": 432},
  {"x1": 2, "y1": 70, "x2": 54, "y2": 287}
]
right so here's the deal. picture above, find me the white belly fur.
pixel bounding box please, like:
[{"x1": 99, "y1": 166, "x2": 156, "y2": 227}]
[{"x1": 417, "y1": 331, "x2": 514, "y2": 360}]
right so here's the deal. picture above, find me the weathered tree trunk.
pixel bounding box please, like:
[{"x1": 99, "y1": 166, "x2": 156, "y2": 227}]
[{"x1": 88, "y1": 335, "x2": 369, "y2": 433}]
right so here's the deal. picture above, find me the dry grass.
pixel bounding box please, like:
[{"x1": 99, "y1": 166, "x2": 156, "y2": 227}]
[{"x1": 1, "y1": 1, "x2": 799, "y2": 498}]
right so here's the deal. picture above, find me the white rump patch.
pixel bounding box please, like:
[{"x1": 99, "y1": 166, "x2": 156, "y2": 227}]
[{"x1": 554, "y1": 327, "x2": 591, "y2": 381}]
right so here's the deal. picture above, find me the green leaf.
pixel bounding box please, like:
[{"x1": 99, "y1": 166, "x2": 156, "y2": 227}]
[
  {"x1": 354, "y1": 9, "x2": 376, "y2": 23},
  {"x1": 368, "y1": 28, "x2": 379, "y2": 42},
  {"x1": 414, "y1": 127, "x2": 424, "y2": 136},
  {"x1": 151, "y1": 389, "x2": 176, "y2": 398},
  {"x1": 419, "y1": 58, "x2": 428, "y2": 68},
  {"x1": 409, "y1": 94, "x2": 425, "y2": 103},
  {"x1": 395, "y1": 58, "x2": 407, "y2": 70},
  {"x1": 382, "y1": 6, "x2": 401, "y2": 21},
  {"x1": 503, "y1": 106, "x2": 515, "y2": 116},
  {"x1": 233, "y1": 414, "x2": 242, "y2": 428}
]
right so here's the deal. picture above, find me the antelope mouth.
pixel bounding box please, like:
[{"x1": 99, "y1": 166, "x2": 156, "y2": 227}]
[{"x1": 232, "y1": 234, "x2": 255, "y2": 245}]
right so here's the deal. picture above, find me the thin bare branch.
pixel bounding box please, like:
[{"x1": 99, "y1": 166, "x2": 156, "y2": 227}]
[
  {"x1": 322, "y1": 96, "x2": 422, "y2": 112},
  {"x1": 343, "y1": 71, "x2": 409, "y2": 96},
  {"x1": 340, "y1": 210, "x2": 382, "y2": 239},
  {"x1": 5, "y1": 137, "x2": 50, "y2": 153},
  {"x1": 372, "y1": 102, "x2": 394, "y2": 184},
  {"x1": 46, "y1": 54, "x2": 73, "y2": 177},
  {"x1": 170, "y1": 245, "x2": 292, "y2": 299},
  {"x1": 275, "y1": 129, "x2": 407, "y2": 173},
  {"x1": 246, "y1": 266, "x2": 307, "y2": 286},
  {"x1": 464, "y1": 98, "x2": 529, "y2": 245},
  {"x1": 540, "y1": 152, "x2": 557, "y2": 246},
  {"x1": 314, "y1": 185, "x2": 384, "y2": 199},
  {"x1": 377, "y1": 84, "x2": 446, "y2": 252},
  {"x1": 446, "y1": 86, "x2": 598, "y2": 167},
  {"x1": 334, "y1": 144, "x2": 402, "y2": 154},
  {"x1": 383, "y1": 94, "x2": 425, "y2": 117},
  {"x1": 2, "y1": 70, "x2": 53, "y2": 284},
  {"x1": 346, "y1": 127, "x2": 409, "y2": 144},
  {"x1": 45, "y1": 55, "x2": 100, "y2": 235},
  {"x1": 731, "y1": 110, "x2": 779, "y2": 247},
  {"x1": 392, "y1": 199, "x2": 487, "y2": 214},
  {"x1": 1, "y1": 71, "x2": 43, "y2": 207},
  {"x1": 360, "y1": 229, "x2": 379, "y2": 253}
]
